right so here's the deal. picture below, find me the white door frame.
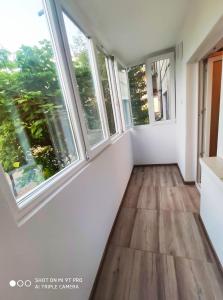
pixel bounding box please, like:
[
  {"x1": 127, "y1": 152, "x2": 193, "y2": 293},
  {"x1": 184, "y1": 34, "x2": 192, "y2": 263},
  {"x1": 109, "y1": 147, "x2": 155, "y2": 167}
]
[{"x1": 204, "y1": 54, "x2": 223, "y2": 157}]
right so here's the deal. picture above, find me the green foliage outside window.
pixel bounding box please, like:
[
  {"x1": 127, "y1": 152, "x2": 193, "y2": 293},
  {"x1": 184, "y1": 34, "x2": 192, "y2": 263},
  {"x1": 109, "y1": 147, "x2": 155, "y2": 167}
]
[
  {"x1": 73, "y1": 49, "x2": 101, "y2": 131},
  {"x1": 0, "y1": 37, "x2": 94, "y2": 194},
  {"x1": 128, "y1": 64, "x2": 149, "y2": 126},
  {"x1": 0, "y1": 40, "x2": 62, "y2": 176}
]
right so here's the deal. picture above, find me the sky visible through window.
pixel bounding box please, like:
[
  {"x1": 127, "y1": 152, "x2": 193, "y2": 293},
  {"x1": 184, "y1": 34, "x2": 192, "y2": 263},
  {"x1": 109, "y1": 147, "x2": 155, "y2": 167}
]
[{"x1": 0, "y1": 0, "x2": 48, "y2": 52}]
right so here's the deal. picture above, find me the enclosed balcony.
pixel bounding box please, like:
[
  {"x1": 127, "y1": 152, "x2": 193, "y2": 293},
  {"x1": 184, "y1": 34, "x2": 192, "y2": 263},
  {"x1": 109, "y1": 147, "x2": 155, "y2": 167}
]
[{"x1": 0, "y1": 0, "x2": 223, "y2": 299}]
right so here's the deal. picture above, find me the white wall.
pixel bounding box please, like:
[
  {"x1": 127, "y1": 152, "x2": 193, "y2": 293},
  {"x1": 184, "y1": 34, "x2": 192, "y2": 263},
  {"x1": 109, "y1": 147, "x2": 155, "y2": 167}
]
[
  {"x1": 200, "y1": 157, "x2": 223, "y2": 266},
  {"x1": 0, "y1": 133, "x2": 133, "y2": 300},
  {"x1": 176, "y1": 0, "x2": 223, "y2": 181},
  {"x1": 185, "y1": 63, "x2": 199, "y2": 180},
  {"x1": 131, "y1": 123, "x2": 177, "y2": 165}
]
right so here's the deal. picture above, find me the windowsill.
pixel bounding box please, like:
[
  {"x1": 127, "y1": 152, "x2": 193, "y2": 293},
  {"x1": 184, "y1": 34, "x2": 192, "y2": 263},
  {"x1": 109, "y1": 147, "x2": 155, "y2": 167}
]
[
  {"x1": 150, "y1": 119, "x2": 176, "y2": 126},
  {"x1": 88, "y1": 131, "x2": 129, "y2": 162},
  {"x1": 200, "y1": 156, "x2": 223, "y2": 190},
  {"x1": 111, "y1": 130, "x2": 129, "y2": 144},
  {"x1": 88, "y1": 137, "x2": 111, "y2": 159},
  {"x1": 13, "y1": 159, "x2": 87, "y2": 226},
  {"x1": 111, "y1": 132, "x2": 123, "y2": 143},
  {"x1": 132, "y1": 119, "x2": 176, "y2": 129},
  {"x1": 10, "y1": 131, "x2": 128, "y2": 226}
]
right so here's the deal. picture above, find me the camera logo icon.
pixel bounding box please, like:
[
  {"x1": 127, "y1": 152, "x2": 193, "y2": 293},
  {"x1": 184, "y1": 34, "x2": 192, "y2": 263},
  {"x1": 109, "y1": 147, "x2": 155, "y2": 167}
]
[{"x1": 9, "y1": 280, "x2": 31, "y2": 288}]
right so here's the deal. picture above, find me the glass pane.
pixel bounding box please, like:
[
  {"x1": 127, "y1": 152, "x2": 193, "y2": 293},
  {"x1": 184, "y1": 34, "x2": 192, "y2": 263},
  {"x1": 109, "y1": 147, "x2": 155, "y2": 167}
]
[
  {"x1": 0, "y1": 0, "x2": 79, "y2": 199},
  {"x1": 117, "y1": 64, "x2": 132, "y2": 128},
  {"x1": 96, "y1": 49, "x2": 116, "y2": 135},
  {"x1": 128, "y1": 64, "x2": 149, "y2": 125},
  {"x1": 151, "y1": 58, "x2": 171, "y2": 121},
  {"x1": 62, "y1": 13, "x2": 104, "y2": 147},
  {"x1": 123, "y1": 100, "x2": 132, "y2": 128}
]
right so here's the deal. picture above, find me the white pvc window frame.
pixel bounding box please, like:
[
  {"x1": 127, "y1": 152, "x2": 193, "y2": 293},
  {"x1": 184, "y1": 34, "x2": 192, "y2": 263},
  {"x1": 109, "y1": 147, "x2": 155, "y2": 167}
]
[
  {"x1": 0, "y1": 0, "x2": 127, "y2": 224},
  {"x1": 94, "y1": 46, "x2": 120, "y2": 137},
  {"x1": 0, "y1": 0, "x2": 88, "y2": 224},
  {"x1": 146, "y1": 51, "x2": 176, "y2": 125},
  {"x1": 114, "y1": 60, "x2": 133, "y2": 130},
  {"x1": 55, "y1": 3, "x2": 111, "y2": 159},
  {"x1": 108, "y1": 58, "x2": 124, "y2": 134}
]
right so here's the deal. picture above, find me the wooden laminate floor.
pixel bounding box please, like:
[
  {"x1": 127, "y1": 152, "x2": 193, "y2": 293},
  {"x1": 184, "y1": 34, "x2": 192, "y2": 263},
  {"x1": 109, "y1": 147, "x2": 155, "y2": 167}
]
[{"x1": 92, "y1": 166, "x2": 223, "y2": 300}]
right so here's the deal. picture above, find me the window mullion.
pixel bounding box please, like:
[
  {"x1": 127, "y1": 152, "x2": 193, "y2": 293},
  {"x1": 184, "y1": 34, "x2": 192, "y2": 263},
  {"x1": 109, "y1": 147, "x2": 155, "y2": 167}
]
[
  {"x1": 108, "y1": 58, "x2": 123, "y2": 133},
  {"x1": 51, "y1": 0, "x2": 91, "y2": 159},
  {"x1": 114, "y1": 60, "x2": 126, "y2": 131},
  {"x1": 146, "y1": 62, "x2": 156, "y2": 123},
  {"x1": 170, "y1": 53, "x2": 176, "y2": 120},
  {"x1": 106, "y1": 57, "x2": 119, "y2": 134},
  {"x1": 126, "y1": 69, "x2": 133, "y2": 127},
  {"x1": 57, "y1": 8, "x2": 110, "y2": 158},
  {"x1": 89, "y1": 40, "x2": 110, "y2": 141},
  {"x1": 115, "y1": 61, "x2": 133, "y2": 129}
]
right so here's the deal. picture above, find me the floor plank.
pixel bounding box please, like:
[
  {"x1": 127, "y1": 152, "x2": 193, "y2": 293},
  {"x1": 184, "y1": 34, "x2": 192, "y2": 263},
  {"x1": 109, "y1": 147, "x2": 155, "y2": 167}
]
[
  {"x1": 93, "y1": 246, "x2": 133, "y2": 300},
  {"x1": 142, "y1": 165, "x2": 184, "y2": 187},
  {"x1": 175, "y1": 256, "x2": 223, "y2": 300},
  {"x1": 110, "y1": 208, "x2": 136, "y2": 247},
  {"x1": 137, "y1": 186, "x2": 161, "y2": 210},
  {"x1": 129, "y1": 167, "x2": 145, "y2": 186},
  {"x1": 159, "y1": 211, "x2": 214, "y2": 262},
  {"x1": 129, "y1": 250, "x2": 178, "y2": 300},
  {"x1": 137, "y1": 186, "x2": 200, "y2": 213},
  {"x1": 181, "y1": 186, "x2": 200, "y2": 212},
  {"x1": 160, "y1": 186, "x2": 200, "y2": 213},
  {"x1": 130, "y1": 210, "x2": 159, "y2": 252},
  {"x1": 160, "y1": 187, "x2": 185, "y2": 212},
  {"x1": 123, "y1": 184, "x2": 141, "y2": 208},
  {"x1": 93, "y1": 246, "x2": 223, "y2": 300}
]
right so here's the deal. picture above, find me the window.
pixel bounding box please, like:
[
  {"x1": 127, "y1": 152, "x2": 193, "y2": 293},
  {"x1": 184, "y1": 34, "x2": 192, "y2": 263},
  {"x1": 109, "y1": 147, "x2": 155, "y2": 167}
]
[
  {"x1": 0, "y1": 0, "x2": 80, "y2": 200},
  {"x1": 62, "y1": 13, "x2": 105, "y2": 148},
  {"x1": 117, "y1": 63, "x2": 132, "y2": 128},
  {"x1": 147, "y1": 53, "x2": 175, "y2": 123},
  {"x1": 128, "y1": 64, "x2": 149, "y2": 125},
  {"x1": 96, "y1": 49, "x2": 116, "y2": 135},
  {"x1": 0, "y1": 0, "x2": 132, "y2": 213},
  {"x1": 108, "y1": 57, "x2": 123, "y2": 133},
  {"x1": 151, "y1": 58, "x2": 171, "y2": 121}
]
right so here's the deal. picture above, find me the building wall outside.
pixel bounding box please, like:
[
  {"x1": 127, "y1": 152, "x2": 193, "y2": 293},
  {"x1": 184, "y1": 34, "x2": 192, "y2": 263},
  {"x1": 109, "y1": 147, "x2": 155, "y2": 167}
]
[{"x1": 131, "y1": 122, "x2": 177, "y2": 165}]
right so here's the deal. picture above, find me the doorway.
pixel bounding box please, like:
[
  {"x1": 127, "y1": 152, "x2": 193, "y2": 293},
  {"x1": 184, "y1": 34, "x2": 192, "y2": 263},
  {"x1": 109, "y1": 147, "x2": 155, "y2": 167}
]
[
  {"x1": 209, "y1": 55, "x2": 222, "y2": 156},
  {"x1": 197, "y1": 50, "x2": 223, "y2": 184}
]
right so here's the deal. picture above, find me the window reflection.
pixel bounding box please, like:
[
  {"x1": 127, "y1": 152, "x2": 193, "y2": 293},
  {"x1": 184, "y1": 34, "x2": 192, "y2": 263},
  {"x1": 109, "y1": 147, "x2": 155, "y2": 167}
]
[
  {"x1": 151, "y1": 58, "x2": 171, "y2": 121},
  {"x1": 63, "y1": 13, "x2": 104, "y2": 147}
]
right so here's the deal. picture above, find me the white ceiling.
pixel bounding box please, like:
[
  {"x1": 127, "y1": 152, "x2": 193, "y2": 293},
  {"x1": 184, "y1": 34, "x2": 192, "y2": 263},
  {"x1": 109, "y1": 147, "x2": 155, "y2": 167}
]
[{"x1": 65, "y1": 0, "x2": 191, "y2": 66}]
